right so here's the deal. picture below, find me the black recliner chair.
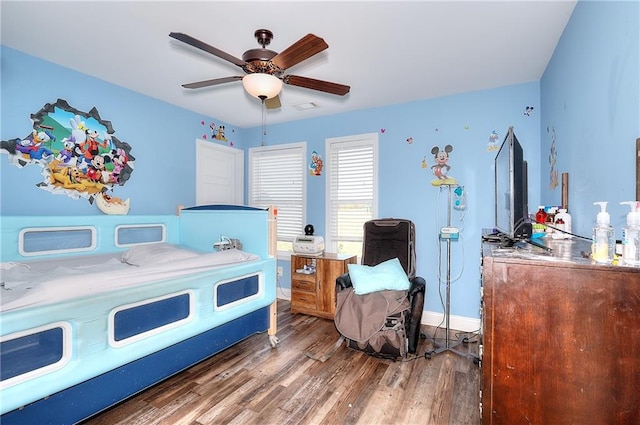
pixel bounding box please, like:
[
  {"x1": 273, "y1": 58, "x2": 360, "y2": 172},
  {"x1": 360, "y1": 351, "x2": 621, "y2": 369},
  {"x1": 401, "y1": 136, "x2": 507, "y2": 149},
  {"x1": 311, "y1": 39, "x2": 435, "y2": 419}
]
[{"x1": 334, "y1": 219, "x2": 426, "y2": 359}]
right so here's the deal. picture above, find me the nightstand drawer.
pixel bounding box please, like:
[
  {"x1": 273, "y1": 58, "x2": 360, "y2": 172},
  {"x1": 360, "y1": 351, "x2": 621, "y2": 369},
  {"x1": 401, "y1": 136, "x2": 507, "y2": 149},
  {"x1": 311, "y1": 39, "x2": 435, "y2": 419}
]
[
  {"x1": 291, "y1": 292, "x2": 317, "y2": 309},
  {"x1": 292, "y1": 279, "x2": 315, "y2": 293}
]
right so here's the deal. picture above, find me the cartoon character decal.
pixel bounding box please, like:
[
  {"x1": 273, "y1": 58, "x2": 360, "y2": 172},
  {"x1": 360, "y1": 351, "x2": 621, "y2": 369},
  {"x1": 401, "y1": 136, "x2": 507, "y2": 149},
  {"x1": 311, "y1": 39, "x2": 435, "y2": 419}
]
[
  {"x1": 309, "y1": 150, "x2": 323, "y2": 176},
  {"x1": 56, "y1": 138, "x2": 76, "y2": 163},
  {"x1": 86, "y1": 154, "x2": 109, "y2": 182},
  {"x1": 82, "y1": 129, "x2": 109, "y2": 159},
  {"x1": 108, "y1": 148, "x2": 129, "y2": 184},
  {"x1": 210, "y1": 123, "x2": 227, "y2": 142},
  {"x1": 96, "y1": 191, "x2": 130, "y2": 215},
  {"x1": 429, "y1": 144, "x2": 457, "y2": 186},
  {"x1": 0, "y1": 99, "x2": 135, "y2": 206},
  {"x1": 487, "y1": 130, "x2": 500, "y2": 152},
  {"x1": 14, "y1": 129, "x2": 55, "y2": 163}
]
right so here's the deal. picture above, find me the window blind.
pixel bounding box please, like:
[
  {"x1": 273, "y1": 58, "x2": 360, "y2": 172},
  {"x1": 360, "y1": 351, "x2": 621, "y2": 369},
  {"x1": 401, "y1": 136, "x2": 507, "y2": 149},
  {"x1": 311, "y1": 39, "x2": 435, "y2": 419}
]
[
  {"x1": 249, "y1": 144, "x2": 305, "y2": 242},
  {"x1": 326, "y1": 135, "x2": 377, "y2": 251}
]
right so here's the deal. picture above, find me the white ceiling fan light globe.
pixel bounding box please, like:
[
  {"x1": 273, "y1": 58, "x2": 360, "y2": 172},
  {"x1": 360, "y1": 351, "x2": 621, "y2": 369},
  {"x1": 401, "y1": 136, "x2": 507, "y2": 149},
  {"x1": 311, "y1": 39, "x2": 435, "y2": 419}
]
[{"x1": 242, "y1": 74, "x2": 283, "y2": 100}]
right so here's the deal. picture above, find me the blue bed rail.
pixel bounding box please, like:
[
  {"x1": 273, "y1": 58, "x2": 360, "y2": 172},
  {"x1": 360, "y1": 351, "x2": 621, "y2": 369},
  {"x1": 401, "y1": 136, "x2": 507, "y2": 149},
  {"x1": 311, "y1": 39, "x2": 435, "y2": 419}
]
[{"x1": 0, "y1": 205, "x2": 277, "y2": 422}]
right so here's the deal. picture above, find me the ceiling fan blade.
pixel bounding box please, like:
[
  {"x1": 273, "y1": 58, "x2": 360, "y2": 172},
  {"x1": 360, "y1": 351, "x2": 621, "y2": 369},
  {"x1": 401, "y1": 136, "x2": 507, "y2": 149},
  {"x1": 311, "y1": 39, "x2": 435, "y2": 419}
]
[
  {"x1": 265, "y1": 95, "x2": 281, "y2": 109},
  {"x1": 283, "y1": 75, "x2": 350, "y2": 96},
  {"x1": 271, "y1": 34, "x2": 328, "y2": 70},
  {"x1": 182, "y1": 76, "x2": 243, "y2": 89},
  {"x1": 169, "y1": 32, "x2": 246, "y2": 67}
]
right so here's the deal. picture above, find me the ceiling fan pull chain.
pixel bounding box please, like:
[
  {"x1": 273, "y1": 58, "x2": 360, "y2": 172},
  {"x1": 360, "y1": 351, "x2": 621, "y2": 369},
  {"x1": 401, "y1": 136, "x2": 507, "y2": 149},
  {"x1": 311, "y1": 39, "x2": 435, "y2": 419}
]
[{"x1": 261, "y1": 98, "x2": 267, "y2": 146}]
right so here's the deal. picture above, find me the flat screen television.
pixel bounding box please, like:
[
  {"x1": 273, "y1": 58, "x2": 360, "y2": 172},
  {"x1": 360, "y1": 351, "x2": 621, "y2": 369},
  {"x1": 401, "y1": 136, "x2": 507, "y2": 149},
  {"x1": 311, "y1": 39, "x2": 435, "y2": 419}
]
[{"x1": 494, "y1": 126, "x2": 531, "y2": 240}]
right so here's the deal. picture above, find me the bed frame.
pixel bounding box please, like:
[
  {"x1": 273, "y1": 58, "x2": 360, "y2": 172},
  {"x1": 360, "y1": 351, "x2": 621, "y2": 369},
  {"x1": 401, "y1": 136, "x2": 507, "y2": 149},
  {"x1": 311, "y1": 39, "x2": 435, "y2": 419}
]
[{"x1": 0, "y1": 205, "x2": 278, "y2": 424}]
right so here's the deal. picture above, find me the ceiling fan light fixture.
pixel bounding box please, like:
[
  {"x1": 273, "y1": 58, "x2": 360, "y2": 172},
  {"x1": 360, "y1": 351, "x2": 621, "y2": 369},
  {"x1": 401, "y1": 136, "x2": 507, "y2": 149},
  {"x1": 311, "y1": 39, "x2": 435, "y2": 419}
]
[{"x1": 242, "y1": 73, "x2": 283, "y2": 100}]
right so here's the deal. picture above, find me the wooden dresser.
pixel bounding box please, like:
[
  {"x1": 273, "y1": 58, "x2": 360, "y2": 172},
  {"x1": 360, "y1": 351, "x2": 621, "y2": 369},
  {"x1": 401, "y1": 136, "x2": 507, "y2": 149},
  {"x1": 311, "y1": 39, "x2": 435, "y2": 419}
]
[
  {"x1": 481, "y1": 237, "x2": 640, "y2": 424},
  {"x1": 290, "y1": 253, "x2": 357, "y2": 320}
]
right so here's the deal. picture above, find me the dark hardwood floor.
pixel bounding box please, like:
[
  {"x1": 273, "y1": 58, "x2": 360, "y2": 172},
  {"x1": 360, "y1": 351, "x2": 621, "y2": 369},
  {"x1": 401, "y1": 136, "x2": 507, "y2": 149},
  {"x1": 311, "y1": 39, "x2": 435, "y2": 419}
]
[{"x1": 83, "y1": 300, "x2": 481, "y2": 425}]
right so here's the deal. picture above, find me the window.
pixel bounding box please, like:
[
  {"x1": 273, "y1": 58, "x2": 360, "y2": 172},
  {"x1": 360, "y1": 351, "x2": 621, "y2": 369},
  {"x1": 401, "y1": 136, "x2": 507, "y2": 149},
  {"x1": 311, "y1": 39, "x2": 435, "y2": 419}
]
[
  {"x1": 325, "y1": 133, "x2": 378, "y2": 257},
  {"x1": 249, "y1": 143, "x2": 306, "y2": 255}
]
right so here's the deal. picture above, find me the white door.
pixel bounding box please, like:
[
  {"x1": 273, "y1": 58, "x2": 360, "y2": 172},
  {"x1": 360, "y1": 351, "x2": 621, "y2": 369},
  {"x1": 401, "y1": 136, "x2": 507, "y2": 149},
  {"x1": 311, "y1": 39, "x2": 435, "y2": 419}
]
[{"x1": 196, "y1": 139, "x2": 244, "y2": 205}]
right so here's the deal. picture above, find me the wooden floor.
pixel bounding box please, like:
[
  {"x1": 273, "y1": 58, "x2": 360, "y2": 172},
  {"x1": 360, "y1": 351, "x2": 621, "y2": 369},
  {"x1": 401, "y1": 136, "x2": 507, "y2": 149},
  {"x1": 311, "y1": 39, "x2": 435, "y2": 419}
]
[{"x1": 83, "y1": 300, "x2": 481, "y2": 425}]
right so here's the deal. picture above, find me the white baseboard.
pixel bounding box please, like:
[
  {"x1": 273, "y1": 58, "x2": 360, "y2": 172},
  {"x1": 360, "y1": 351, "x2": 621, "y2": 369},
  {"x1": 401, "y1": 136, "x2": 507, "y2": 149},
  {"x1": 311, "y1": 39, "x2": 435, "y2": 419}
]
[
  {"x1": 421, "y1": 310, "x2": 481, "y2": 333},
  {"x1": 276, "y1": 296, "x2": 480, "y2": 333},
  {"x1": 276, "y1": 292, "x2": 291, "y2": 301}
]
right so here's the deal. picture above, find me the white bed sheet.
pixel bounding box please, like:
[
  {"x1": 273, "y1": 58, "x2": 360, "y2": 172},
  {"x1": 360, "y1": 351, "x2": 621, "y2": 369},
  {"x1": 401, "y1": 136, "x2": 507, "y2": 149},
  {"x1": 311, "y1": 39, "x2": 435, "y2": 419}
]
[{"x1": 0, "y1": 248, "x2": 259, "y2": 312}]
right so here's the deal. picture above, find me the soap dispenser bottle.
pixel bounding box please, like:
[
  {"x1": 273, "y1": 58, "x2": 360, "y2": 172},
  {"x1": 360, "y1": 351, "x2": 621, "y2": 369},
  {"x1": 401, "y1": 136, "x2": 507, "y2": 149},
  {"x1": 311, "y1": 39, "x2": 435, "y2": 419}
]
[
  {"x1": 620, "y1": 201, "x2": 640, "y2": 266},
  {"x1": 592, "y1": 202, "x2": 615, "y2": 264}
]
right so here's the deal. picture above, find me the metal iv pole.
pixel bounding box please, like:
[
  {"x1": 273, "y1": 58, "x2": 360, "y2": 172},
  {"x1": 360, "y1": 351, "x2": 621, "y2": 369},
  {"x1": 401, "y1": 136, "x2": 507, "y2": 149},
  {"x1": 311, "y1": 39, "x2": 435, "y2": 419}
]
[{"x1": 426, "y1": 184, "x2": 480, "y2": 362}]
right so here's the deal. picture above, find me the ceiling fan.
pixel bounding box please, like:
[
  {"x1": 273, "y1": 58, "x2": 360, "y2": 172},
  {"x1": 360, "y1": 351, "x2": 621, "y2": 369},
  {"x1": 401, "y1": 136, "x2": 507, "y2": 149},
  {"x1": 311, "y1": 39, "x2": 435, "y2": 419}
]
[{"x1": 169, "y1": 29, "x2": 350, "y2": 109}]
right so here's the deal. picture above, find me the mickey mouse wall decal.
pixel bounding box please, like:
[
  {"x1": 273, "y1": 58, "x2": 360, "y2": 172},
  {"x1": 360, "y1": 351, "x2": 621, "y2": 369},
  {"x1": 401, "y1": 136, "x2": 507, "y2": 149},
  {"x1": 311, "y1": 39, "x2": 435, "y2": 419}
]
[{"x1": 429, "y1": 144, "x2": 457, "y2": 186}]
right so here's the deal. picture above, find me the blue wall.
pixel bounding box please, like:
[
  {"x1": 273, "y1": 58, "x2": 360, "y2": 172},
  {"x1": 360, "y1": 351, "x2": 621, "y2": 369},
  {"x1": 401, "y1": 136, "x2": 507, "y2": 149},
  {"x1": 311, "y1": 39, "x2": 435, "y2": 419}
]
[
  {"x1": 540, "y1": 0, "x2": 639, "y2": 236},
  {"x1": 2, "y1": 0, "x2": 638, "y2": 321},
  {"x1": 245, "y1": 84, "x2": 541, "y2": 319},
  {"x1": 0, "y1": 46, "x2": 237, "y2": 216}
]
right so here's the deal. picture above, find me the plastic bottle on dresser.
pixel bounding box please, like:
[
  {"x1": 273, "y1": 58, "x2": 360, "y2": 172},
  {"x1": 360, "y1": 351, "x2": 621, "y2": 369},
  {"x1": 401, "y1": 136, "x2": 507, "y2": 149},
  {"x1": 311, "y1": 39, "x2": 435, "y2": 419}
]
[
  {"x1": 554, "y1": 208, "x2": 572, "y2": 239},
  {"x1": 545, "y1": 207, "x2": 557, "y2": 236},
  {"x1": 552, "y1": 215, "x2": 565, "y2": 239},
  {"x1": 533, "y1": 206, "x2": 547, "y2": 237},
  {"x1": 620, "y1": 201, "x2": 640, "y2": 266},
  {"x1": 535, "y1": 206, "x2": 547, "y2": 223},
  {"x1": 592, "y1": 202, "x2": 615, "y2": 264}
]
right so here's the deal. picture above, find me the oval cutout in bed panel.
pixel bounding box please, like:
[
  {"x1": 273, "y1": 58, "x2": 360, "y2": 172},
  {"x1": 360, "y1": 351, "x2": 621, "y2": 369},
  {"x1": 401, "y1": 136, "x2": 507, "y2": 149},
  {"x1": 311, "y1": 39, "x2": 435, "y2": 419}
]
[
  {"x1": 216, "y1": 274, "x2": 260, "y2": 308},
  {"x1": 1, "y1": 327, "x2": 63, "y2": 381},
  {"x1": 0, "y1": 322, "x2": 72, "y2": 388},
  {"x1": 113, "y1": 292, "x2": 191, "y2": 342},
  {"x1": 19, "y1": 227, "x2": 96, "y2": 256},
  {"x1": 115, "y1": 224, "x2": 166, "y2": 247}
]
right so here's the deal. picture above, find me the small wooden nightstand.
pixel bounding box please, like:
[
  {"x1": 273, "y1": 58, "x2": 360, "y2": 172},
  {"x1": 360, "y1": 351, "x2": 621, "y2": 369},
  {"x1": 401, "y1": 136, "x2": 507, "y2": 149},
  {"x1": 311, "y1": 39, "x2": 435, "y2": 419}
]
[{"x1": 290, "y1": 253, "x2": 357, "y2": 319}]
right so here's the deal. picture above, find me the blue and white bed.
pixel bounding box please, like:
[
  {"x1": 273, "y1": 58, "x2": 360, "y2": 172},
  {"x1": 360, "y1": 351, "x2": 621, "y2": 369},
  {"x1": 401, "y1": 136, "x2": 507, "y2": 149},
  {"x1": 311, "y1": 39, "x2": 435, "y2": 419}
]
[{"x1": 0, "y1": 205, "x2": 278, "y2": 424}]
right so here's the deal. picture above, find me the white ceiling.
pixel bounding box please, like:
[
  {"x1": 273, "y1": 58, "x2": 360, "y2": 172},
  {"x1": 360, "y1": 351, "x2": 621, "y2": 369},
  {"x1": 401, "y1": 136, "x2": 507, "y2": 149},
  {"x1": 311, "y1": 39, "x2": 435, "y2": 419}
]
[{"x1": 1, "y1": 1, "x2": 577, "y2": 129}]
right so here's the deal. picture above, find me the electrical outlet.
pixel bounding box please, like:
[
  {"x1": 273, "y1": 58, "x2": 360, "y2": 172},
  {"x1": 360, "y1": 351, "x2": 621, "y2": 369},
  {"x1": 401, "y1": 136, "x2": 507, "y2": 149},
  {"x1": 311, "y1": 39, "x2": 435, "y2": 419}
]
[{"x1": 277, "y1": 266, "x2": 283, "y2": 277}]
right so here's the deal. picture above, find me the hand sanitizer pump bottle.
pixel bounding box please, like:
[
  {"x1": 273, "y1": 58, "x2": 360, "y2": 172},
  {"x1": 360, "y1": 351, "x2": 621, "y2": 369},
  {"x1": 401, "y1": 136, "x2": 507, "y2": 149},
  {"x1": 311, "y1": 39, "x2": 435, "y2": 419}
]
[
  {"x1": 620, "y1": 201, "x2": 640, "y2": 266},
  {"x1": 592, "y1": 202, "x2": 615, "y2": 264}
]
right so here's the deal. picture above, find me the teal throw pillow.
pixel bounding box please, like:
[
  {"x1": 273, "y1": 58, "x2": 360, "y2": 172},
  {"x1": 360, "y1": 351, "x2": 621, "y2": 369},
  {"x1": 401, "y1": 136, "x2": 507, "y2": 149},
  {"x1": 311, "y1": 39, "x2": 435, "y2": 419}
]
[{"x1": 348, "y1": 257, "x2": 411, "y2": 295}]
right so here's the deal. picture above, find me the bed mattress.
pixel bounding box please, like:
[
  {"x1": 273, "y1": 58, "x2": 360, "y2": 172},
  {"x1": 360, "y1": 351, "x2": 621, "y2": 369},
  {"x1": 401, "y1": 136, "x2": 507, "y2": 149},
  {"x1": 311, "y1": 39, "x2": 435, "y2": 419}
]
[{"x1": 0, "y1": 246, "x2": 258, "y2": 312}]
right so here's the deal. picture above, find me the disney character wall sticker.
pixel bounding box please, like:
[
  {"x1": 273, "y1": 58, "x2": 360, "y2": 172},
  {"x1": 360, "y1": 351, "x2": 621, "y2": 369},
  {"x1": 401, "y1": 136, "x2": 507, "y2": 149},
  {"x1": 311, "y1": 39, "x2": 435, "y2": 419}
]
[
  {"x1": 95, "y1": 191, "x2": 131, "y2": 215},
  {"x1": 201, "y1": 121, "x2": 234, "y2": 145},
  {"x1": 309, "y1": 150, "x2": 323, "y2": 176},
  {"x1": 0, "y1": 99, "x2": 135, "y2": 211},
  {"x1": 487, "y1": 130, "x2": 500, "y2": 152},
  {"x1": 428, "y1": 144, "x2": 457, "y2": 186},
  {"x1": 210, "y1": 123, "x2": 227, "y2": 142}
]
